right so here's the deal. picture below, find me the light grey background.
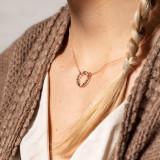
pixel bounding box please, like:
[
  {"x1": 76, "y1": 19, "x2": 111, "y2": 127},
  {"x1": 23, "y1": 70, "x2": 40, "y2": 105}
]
[{"x1": 0, "y1": 0, "x2": 66, "y2": 53}]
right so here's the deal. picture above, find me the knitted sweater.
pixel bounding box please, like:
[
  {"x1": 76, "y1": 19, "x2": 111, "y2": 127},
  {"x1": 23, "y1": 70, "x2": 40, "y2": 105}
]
[{"x1": 0, "y1": 4, "x2": 160, "y2": 160}]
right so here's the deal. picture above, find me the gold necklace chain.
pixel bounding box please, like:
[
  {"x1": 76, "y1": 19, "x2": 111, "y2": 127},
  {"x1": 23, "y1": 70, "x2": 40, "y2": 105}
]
[
  {"x1": 69, "y1": 24, "x2": 160, "y2": 88},
  {"x1": 70, "y1": 39, "x2": 124, "y2": 87},
  {"x1": 70, "y1": 45, "x2": 125, "y2": 75}
]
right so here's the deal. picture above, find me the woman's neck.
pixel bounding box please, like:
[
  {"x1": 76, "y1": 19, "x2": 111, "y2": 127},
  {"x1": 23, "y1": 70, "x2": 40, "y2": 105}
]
[
  {"x1": 68, "y1": 0, "x2": 139, "y2": 36},
  {"x1": 67, "y1": 0, "x2": 160, "y2": 68}
]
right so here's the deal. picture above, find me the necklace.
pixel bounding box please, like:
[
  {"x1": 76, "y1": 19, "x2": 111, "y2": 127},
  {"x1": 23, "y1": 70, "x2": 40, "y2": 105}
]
[
  {"x1": 70, "y1": 24, "x2": 160, "y2": 88},
  {"x1": 70, "y1": 44, "x2": 124, "y2": 88}
]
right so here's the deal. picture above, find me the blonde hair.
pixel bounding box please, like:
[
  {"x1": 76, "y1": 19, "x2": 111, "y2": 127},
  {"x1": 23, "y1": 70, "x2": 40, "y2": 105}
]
[{"x1": 52, "y1": 0, "x2": 158, "y2": 158}]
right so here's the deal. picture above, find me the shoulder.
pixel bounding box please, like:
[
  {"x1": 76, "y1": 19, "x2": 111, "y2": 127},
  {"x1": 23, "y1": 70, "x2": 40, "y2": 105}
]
[
  {"x1": 0, "y1": 3, "x2": 69, "y2": 66},
  {"x1": 0, "y1": 4, "x2": 70, "y2": 101}
]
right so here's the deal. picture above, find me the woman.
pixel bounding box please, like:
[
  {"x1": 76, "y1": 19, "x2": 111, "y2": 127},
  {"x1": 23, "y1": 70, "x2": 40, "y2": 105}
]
[{"x1": 0, "y1": 0, "x2": 160, "y2": 159}]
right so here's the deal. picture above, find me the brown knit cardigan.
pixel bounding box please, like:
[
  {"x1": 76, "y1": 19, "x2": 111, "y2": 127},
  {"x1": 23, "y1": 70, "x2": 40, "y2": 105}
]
[{"x1": 0, "y1": 5, "x2": 160, "y2": 160}]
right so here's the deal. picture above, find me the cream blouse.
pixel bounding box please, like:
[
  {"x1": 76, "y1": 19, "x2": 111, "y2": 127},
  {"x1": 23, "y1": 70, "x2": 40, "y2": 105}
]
[{"x1": 13, "y1": 72, "x2": 128, "y2": 160}]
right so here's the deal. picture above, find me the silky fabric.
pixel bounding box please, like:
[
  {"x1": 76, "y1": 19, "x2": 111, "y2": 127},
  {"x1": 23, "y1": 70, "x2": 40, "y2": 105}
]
[{"x1": 14, "y1": 72, "x2": 128, "y2": 160}]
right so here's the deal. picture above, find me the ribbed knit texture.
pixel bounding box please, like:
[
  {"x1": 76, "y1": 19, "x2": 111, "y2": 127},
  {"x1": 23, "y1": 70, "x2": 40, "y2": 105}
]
[{"x1": 0, "y1": 4, "x2": 160, "y2": 160}]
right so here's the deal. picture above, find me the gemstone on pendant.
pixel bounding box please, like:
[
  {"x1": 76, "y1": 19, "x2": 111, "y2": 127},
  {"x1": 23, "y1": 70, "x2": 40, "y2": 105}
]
[{"x1": 76, "y1": 71, "x2": 92, "y2": 87}]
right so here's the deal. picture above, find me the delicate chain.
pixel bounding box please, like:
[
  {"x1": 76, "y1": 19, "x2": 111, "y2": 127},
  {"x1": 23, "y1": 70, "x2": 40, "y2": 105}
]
[
  {"x1": 70, "y1": 23, "x2": 160, "y2": 75},
  {"x1": 70, "y1": 44, "x2": 124, "y2": 75}
]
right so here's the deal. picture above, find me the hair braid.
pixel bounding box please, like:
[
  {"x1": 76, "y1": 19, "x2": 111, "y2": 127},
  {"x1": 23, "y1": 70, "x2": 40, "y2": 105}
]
[
  {"x1": 116, "y1": 0, "x2": 158, "y2": 159},
  {"x1": 124, "y1": 0, "x2": 155, "y2": 70}
]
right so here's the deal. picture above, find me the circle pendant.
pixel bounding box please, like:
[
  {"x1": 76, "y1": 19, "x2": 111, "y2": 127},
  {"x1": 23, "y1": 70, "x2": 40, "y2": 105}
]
[{"x1": 76, "y1": 71, "x2": 92, "y2": 87}]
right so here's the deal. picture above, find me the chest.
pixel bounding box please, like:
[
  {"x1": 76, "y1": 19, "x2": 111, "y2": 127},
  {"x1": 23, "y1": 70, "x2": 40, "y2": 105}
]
[
  {"x1": 48, "y1": 54, "x2": 145, "y2": 130},
  {"x1": 48, "y1": 65, "x2": 125, "y2": 160},
  {"x1": 48, "y1": 53, "x2": 126, "y2": 134},
  {"x1": 47, "y1": 44, "x2": 147, "y2": 159},
  {"x1": 47, "y1": 53, "x2": 125, "y2": 159}
]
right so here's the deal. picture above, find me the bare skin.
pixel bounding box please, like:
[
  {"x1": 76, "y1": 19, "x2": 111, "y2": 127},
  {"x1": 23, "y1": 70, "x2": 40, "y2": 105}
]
[{"x1": 48, "y1": 1, "x2": 160, "y2": 159}]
